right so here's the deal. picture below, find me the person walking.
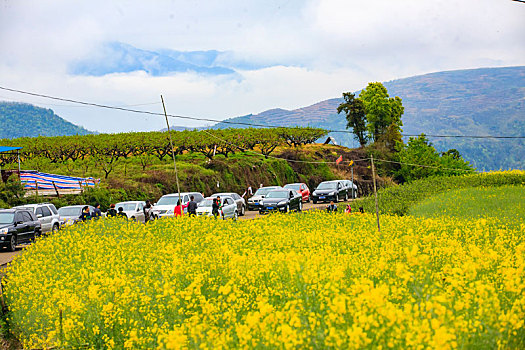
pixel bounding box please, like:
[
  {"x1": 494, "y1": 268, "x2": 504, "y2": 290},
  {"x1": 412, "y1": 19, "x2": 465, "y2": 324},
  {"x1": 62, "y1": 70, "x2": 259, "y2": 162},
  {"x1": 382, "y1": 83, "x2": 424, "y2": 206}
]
[
  {"x1": 79, "y1": 206, "x2": 92, "y2": 221},
  {"x1": 326, "y1": 201, "x2": 338, "y2": 213},
  {"x1": 117, "y1": 207, "x2": 128, "y2": 219},
  {"x1": 212, "y1": 196, "x2": 221, "y2": 218},
  {"x1": 107, "y1": 204, "x2": 117, "y2": 217},
  {"x1": 143, "y1": 200, "x2": 153, "y2": 222},
  {"x1": 174, "y1": 199, "x2": 189, "y2": 217},
  {"x1": 187, "y1": 196, "x2": 198, "y2": 216},
  {"x1": 92, "y1": 203, "x2": 102, "y2": 219}
]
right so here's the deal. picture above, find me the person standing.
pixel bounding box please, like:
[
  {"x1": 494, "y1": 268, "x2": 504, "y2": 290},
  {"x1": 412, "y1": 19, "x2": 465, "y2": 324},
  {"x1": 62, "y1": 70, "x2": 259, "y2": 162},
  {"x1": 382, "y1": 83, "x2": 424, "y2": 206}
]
[
  {"x1": 143, "y1": 200, "x2": 153, "y2": 222},
  {"x1": 79, "y1": 206, "x2": 92, "y2": 221},
  {"x1": 212, "y1": 196, "x2": 221, "y2": 218},
  {"x1": 326, "y1": 201, "x2": 338, "y2": 213},
  {"x1": 187, "y1": 196, "x2": 198, "y2": 216},
  {"x1": 117, "y1": 207, "x2": 128, "y2": 219},
  {"x1": 92, "y1": 203, "x2": 102, "y2": 219},
  {"x1": 107, "y1": 204, "x2": 117, "y2": 217},
  {"x1": 174, "y1": 199, "x2": 189, "y2": 217}
]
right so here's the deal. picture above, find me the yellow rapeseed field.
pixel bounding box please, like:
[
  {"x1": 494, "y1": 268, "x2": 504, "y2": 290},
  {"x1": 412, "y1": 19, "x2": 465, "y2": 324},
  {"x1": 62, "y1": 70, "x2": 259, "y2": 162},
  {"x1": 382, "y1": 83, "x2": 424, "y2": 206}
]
[{"x1": 4, "y1": 212, "x2": 525, "y2": 349}]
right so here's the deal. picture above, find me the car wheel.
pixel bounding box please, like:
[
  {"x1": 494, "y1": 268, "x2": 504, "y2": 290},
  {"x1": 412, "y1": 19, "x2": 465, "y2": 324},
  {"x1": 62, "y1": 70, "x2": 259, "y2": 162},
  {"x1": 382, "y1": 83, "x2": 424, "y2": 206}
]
[
  {"x1": 313, "y1": 199, "x2": 317, "y2": 204},
  {"x1": 298, "y1": 201, "x2": 302, "y2": 212},
  {"x1": 52, "y1": 223, "x2": 59, "y2": 233},
  {"x1": 8, "y1": 235, "x2": 17, "y2": 252},
  {"x1": 131, "y1": 216, "x2": 136, "y2": 221}
]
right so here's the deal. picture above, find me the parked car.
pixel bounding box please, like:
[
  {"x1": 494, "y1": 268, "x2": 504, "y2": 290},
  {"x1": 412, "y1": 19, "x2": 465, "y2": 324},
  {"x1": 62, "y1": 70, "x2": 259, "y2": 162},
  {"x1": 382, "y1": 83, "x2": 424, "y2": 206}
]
[
  {"x1": 0, "y1": 208, "x2": 41, "y2": 251},
  {"x1": 311, "y1": 180, "x2": 348, "y2": 203},
  {"x1": 211, "y1": 192, "x2": 246, "y2": 216},
  {"x1": 196, "y1": 196, "x2": 239, "y2": 219},
  {"x1": 58, "y1": 205, "x2": 96, "y2": 226},
  {"x1": 284, "y1": 183, "x2": 310, "y2": 203},
  {"x1": 115, "y1": 201, "x2": 147, "y2": 222},
  {"x1": 342, "y1": 180, "x2": 358, "y2": 199},
  {"x1": 151, "y1": 192, "x2": 204, "y2": 218},
  {"x1": 247, "y1": 186, "x2": 282, "y2": 211},
  {"x1": 259, "y1": 189, "x2": 302, "y2": 214},
  {"x1": 14, "y1": 203, "x2": 61, "y2": 234}
]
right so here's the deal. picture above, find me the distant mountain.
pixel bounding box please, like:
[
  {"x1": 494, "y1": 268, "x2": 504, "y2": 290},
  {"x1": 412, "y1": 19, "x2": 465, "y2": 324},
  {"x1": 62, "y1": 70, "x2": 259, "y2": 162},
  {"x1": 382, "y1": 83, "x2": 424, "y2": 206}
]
[
  {"x1": 216, "y1": 66, "x2": 525, "y2": 171},
  {"x1": 0, "y1": 102, "x2": 92, "y2": 139},
  {"x1": 71, "y1": 42, "x2": 236, "y2": 76}
]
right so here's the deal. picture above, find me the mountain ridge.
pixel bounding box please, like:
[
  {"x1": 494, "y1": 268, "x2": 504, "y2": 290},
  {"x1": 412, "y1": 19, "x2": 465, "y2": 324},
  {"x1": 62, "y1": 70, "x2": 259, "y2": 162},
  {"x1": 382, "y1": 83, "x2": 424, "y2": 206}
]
[
  {"x1": 216, "y1": 66, "x2": 525, "y2": 170},
  {"x1": 0, "y1": 102, "x2": 93, "y2": 139}
]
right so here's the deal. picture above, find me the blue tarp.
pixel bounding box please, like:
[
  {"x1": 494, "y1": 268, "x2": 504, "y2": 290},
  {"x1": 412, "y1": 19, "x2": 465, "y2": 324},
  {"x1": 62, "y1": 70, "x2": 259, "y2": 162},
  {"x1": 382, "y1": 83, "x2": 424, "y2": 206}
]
[{"x1": 0, "y1": 146, "x2": 22, "y2": 153}]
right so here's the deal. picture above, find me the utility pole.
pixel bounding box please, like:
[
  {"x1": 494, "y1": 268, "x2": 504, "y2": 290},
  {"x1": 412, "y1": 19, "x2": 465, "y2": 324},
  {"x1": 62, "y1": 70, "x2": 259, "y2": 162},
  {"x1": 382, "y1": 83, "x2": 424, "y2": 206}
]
[
  {"x1": 370, "y1": 155, "x2": 380, "y2": 232},
  {"x1": 161, "y1": 95, "x2": 181, "y2": 201},
  {"x1": 351, "y1": 165, "x2": 354, "y2": 199}
]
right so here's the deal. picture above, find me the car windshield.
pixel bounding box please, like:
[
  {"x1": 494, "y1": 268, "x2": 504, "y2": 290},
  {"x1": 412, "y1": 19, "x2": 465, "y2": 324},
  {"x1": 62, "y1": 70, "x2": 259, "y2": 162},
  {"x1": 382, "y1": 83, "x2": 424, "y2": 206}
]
[
  {"x1": 284, "y1": 184, "x2": 301, "y2": 190},
  {"x1": 156, "y1": 196, "x2": 181, "y2": 206},
  {"x1": 198, "y1": 199, "x2": 214, "y2": 207},
  {"x1": 116, "y1": 203, "x2": 137, "y2": 211},
  {"x1": 254, "y1": 188, "x2": 275, "y2": 196},
  {"x1": 317, "y1": 182, "x2": 337, "y2": 190},
  {"x1": 266, "y1": 191, "x2": 288, "y2": 199},
  {"x1": 0, "y1": 213, "x2": 14, "y2": 224},
  {"x1": 58, "y1": 207, "x2": 82, "y2": 217}
]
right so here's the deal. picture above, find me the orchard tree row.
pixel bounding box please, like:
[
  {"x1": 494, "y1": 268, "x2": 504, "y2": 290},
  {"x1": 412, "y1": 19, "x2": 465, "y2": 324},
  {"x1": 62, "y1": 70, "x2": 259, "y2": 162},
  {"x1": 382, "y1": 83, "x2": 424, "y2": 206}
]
[{"x1": 0, "y1": 127, "x2": 328, "y2": 177}]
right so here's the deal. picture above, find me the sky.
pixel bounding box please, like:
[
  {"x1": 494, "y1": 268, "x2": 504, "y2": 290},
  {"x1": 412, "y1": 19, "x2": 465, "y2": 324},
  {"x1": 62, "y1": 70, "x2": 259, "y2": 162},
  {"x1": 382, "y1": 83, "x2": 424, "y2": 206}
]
[{"x1": 0, "y1": 0, "x2": 524, "y2": 133}]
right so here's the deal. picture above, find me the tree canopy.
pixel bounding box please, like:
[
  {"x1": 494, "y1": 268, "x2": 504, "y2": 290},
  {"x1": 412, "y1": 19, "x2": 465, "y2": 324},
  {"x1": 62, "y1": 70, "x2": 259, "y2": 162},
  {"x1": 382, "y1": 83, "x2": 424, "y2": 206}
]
[{"x1": 338, "y1": 82, "x2": 404, "y2": 147}]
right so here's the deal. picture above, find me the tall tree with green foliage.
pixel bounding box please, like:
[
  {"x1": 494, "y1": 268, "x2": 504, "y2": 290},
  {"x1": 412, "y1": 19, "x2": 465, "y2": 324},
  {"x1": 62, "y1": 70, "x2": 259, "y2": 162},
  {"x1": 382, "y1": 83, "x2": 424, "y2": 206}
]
[
  {"x1": 337, "y1": 92, "x2": 368, "y2": 147},
  {"x1": 359, "y1": 82, "x2": 404, "y2": 143},
  {"x1": 395, "y1": 134, "x2": 474, "y2": 182}
]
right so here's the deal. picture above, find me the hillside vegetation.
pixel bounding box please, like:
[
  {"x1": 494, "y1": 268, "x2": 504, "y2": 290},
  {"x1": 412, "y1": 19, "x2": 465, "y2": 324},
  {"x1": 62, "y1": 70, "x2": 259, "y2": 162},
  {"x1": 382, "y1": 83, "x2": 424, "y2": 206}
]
[
  {"x1": 0, "y1": 127, "x2": 388, "y2": 209},
  {"x1": 0, "y1": 102, "x2": 92, "y2": 138},
  {"x1": 410, "y1": 185, "x2": 525, "y2": 224},
  {"x1": 216, "y1": 66, "x2": 525, "y2": 171},
  {"x1": 355, "y1": 170, "x2": 525, "y2": 216}
]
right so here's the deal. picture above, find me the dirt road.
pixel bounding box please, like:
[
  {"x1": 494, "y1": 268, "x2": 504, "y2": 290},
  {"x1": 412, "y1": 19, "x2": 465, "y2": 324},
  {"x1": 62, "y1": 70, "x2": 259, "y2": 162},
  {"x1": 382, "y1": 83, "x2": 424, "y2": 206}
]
[{"x1": 0, "y1": 200, "x2": 354, "y2": 268}]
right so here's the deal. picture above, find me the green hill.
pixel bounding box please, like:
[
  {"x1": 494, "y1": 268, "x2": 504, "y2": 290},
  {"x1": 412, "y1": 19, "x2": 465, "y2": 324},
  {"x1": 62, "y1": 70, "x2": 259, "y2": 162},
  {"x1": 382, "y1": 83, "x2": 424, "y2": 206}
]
[
  {"x1": 216, "y1": 66, "x2": 525, "y2": 171},
  {"x1": 0, "y1": 102, "x2": 92, "y2": 138}
]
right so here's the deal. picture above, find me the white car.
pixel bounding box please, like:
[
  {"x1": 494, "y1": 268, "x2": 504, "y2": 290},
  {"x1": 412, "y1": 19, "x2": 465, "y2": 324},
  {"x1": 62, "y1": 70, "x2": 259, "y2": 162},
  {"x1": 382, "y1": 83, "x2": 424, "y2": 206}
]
[
  {"x1": 14, "y1": 203, "x2": 61, "y2": 233},
  {"x1": 115, "y1": 201, "x2": 147, "y2": 222},
  {"x1": 196, "y1": 196, "x2": 238, "y2": 219},
  {"x1": 151, "y1": 192, "x2": 204, "y2": 218},
  {"x1": 247, "y1": 186, "x2": 282, "y2": 211}
]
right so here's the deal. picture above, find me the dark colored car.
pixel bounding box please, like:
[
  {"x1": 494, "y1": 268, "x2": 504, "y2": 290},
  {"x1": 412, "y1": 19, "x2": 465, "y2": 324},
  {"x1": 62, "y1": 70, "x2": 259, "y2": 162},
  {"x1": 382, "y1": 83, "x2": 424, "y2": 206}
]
[
  {"x1": 311, "y1": 180, "x2": 349, "y2": 204},
  {"x1": 259, "y1": 189, "x2": 302, "y2": 214},
  {"x1": 0, "y1": 209, "x2": 42, "y2": 251},
  {"x1": 284, "y1": 183, "x2": 311, "y2": 203}
]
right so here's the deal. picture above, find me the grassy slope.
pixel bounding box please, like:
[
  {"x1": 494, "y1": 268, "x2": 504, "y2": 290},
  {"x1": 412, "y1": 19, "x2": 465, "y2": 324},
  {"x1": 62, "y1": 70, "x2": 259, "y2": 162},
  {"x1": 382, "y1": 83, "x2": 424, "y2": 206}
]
[
  {"x1": 409, "y1": 185, "x2": 525, "y2": 224},
  {"x1": 8, "y1": 144, "x2": 382, "y2": 210},
  {"x1": 354, "y1": 170, "x2": 525, "y2": 216}
]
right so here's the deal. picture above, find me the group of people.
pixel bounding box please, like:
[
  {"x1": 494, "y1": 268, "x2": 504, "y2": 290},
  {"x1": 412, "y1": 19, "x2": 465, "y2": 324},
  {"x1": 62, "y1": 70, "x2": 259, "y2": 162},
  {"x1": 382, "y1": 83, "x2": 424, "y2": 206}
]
[
  {"x1": 326, "y1": 201, "x2": 364, "y2": 214},
  {"x1": 173, "y1": 195, "x2": 222, "y2": 218}
]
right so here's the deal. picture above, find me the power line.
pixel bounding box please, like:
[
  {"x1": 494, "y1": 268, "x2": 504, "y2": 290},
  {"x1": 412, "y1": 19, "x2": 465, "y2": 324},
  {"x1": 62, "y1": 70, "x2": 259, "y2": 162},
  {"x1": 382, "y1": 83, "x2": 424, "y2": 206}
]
[
  {"x1": 373, "y1": 158, "x2": 474, "y2": 172},
  {"x1": 1, "y1": 85, "x2": 524, "y2": 140}
]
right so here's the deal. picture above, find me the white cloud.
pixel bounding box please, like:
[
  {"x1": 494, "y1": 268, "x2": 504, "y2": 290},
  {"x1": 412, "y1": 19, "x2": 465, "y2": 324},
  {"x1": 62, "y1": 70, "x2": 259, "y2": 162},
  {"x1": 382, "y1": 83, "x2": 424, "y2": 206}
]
[{"x1": 0, "y1": 0, "x2": 524, "y2": 133}]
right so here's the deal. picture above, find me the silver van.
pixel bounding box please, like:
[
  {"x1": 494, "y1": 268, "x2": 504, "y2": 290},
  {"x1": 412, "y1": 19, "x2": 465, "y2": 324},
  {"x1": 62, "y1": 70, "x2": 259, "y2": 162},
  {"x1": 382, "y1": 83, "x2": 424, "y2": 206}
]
[{"x1": 14, "y1": 203, "x2": 61, "y2": 233}]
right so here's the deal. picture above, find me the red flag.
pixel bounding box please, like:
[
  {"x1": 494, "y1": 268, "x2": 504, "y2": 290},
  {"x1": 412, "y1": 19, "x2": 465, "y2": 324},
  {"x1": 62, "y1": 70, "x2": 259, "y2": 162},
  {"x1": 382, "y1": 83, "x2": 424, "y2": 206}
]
[{"x1": 336, "y1": 155, "x2": 343, "y2": 165}]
